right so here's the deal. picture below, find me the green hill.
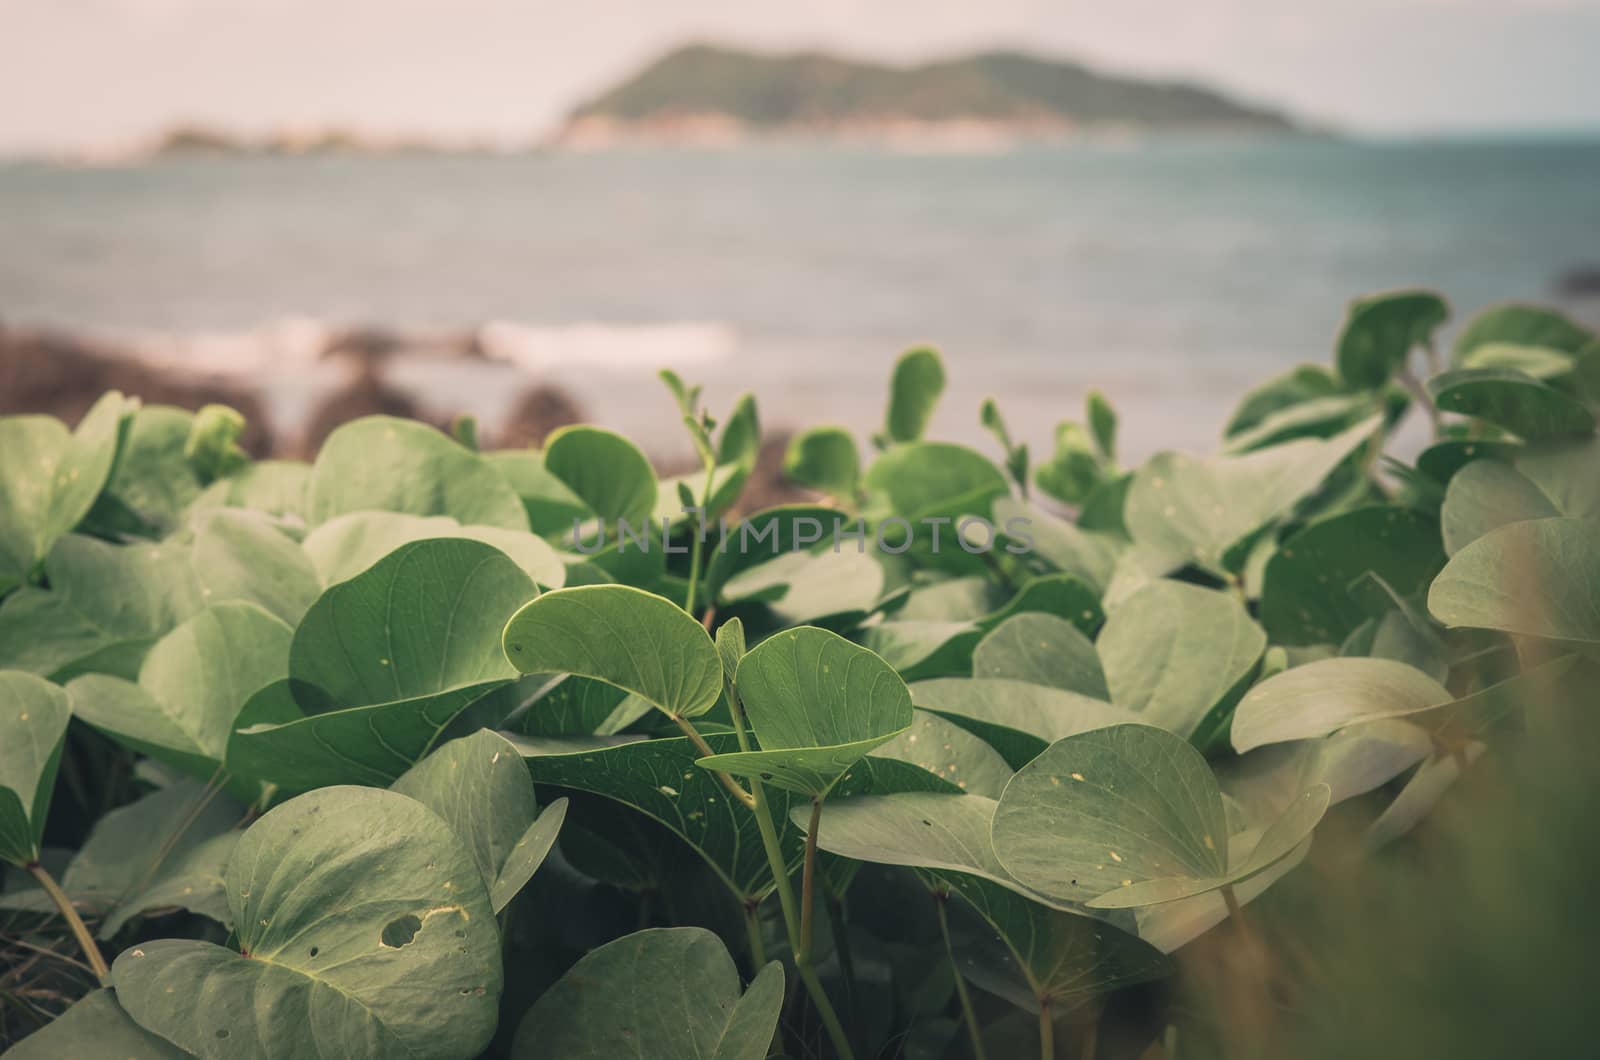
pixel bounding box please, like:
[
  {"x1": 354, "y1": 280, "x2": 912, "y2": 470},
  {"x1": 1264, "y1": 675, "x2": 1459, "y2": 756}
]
[{"x1": 563, "y1": 43, "x2": 1296, "y2": 141}]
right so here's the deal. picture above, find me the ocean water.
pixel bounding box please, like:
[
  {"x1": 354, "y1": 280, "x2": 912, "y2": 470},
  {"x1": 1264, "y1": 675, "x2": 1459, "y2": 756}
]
[{"x1": 2, "y1": 136, "x2": 1598, "y2": 460}]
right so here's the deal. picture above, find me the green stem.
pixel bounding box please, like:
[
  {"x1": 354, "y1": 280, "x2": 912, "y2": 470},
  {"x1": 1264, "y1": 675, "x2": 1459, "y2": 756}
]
[
  {"x1": 747, "y1": 779, "x2": 852, "y2": 1058},
  {"x1": 1397, "y1": 367, "x2": 1441, "y2": 440},
  {"x1": 672, "y1": 716, "x2": 755, "y2": 809},
  {"x1": 26, "y1": 863, "x2": 108, "y2": 985},
  {"x1": 798, "y1": 799, "x2": 822, "y2": 962},
  {"x1": 683, "y1": 462, "x2": 717, "y2": 615},
  {"x1": 936, "y1": 892, "x2": 988, "y2": 1060},
  {"x1": 743, "y1": 899, "x2": 767, "y2": 971},
  {"x1": 1038, "y1": 998, "x2": 1054, "y2": 1060}
]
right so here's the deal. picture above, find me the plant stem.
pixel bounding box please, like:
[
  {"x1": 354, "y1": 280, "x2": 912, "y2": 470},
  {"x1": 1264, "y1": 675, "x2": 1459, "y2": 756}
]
[
  {"x1": 683, "y1": 462, "x2": 717, "y2": 616},
  {"x1": 671, "y1": 716, "x2": 755, "y2": 809},
  {"x1": 798, "y1": 799, "x2": 822, "y2": 961},
  {"x1": 825, "y1": 894, "x2": 859, "y2": 1027},
  {"x1": 1038, "y1": 999, "x2": 1054, "y2": 1060},
  {"x1": 746, "y1": 779, "x2": 853, "y2": 1059},
  {"x1": 936, "y1": 892, "x2": 988, "y2": 1060},
  {"x1": 1397, "y1": 367, "x2": 1441, "y2": 439},
  {"x1": 26, "y1": 863, "x2": 108, "y2": 985},
  {"x1": 743, "y1": 899, "x2": 767, "y2": 970}
]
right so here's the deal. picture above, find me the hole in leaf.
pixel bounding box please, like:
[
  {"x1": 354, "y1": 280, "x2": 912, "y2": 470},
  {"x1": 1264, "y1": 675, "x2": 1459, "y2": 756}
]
[
  {"x1": 380, "y1": 914, "x2": 423, "y2": 948},
  {"x1": 216, "y1": 1030, "x2": 230, "y2": 1040},
  {"x1": 308, "y1": 946, "x2": 319, "y2": 958}
]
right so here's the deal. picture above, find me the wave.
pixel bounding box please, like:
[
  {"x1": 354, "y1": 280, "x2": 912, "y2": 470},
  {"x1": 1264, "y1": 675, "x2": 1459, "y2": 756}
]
[{"x1": 478, "y1": 319, "x2": 737, "y2": 371}]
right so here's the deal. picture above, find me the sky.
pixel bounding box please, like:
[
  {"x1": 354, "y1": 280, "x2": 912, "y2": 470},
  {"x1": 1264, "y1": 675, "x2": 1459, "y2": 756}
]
[{"x1": 0, "y1": 0, "x2": 1596, "y2": 152}]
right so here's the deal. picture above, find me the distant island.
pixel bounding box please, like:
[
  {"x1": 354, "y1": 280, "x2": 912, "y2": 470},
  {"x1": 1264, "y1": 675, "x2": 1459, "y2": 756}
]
[
  {"x1": 149, "y1": 126, "x2": 496, "y2": 158},
  {"x1": 555, "y1": 43, "x2": 1299, "y2": 148}
]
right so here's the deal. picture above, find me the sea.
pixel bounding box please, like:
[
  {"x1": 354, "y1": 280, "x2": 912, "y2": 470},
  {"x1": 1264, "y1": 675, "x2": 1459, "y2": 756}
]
[{"x1": 2, "y1": 135, "x2": 1598, "y2": 462}]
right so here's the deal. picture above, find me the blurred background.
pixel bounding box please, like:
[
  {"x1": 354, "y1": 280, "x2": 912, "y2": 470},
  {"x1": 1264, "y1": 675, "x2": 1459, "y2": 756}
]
[{"x1": 2, "y1": 0, "x2": 1598, "y2": 464}]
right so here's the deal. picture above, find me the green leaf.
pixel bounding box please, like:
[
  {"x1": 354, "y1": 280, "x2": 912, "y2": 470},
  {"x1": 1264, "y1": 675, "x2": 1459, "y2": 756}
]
[
  {"x1": 0, "y1": 393, "x2": 133, "y2": 588},
  {"x1": 510, "y1": 928, "x2": 784, "y2": 1060},
  {"x1": 992, "y1": 724, "x2": 1327, "y2": 908},
  {"x1": 391, "y1": 730, "x2": 566, "y2": 912},
  {"x1": 1124, "y1": 417, "x2": 1379, "y2": 573},
  {"x1": 1439, "y1": 460, "x2": 1560, "y2": 555},
  {"x1": 543, "y1": 425, "x2": 658, "y2": 527},
  {"x1": 192, "y1": 509, "x2": 321, "y2": 626},
  {"x1": 112, "y1": 786, "x2": 503, "y2": 1060},
  {"x1": 720, "y1": 548, "x2": 884, "y2": 628},
  {"x1": 810, "y1": 792, "x2": 1170, "y2": 1010},
  {"x1": 884, "y1": 346, "x2": 946, "y2": 445},
  {"x1": 1453, "y1": 302, "x2": 1596, "y2": 360},
  {"x1": 95, "y1": 405, "x2": 203, "y2": 535},
  {"x1": 973, "y1": 612, "x2": 1108, "y2": 700},
  {"x1": 871, "y1": 710, "x2": 1015, "y2": 798},
  {"x1": 1428, "y1": 516, "x2": 1600, "y2": 643},
  {"x1": 1087, "y1": 389, "x2": 1118, "y2": 462},
  {"x1": 1259, "y1": 506, "x2": 1446, "y2": 645},
  {"x1": 783, "y1": 426, "x2": 860, "y2": 499},
  {"x1": 717, "y1": 392, "x2": 761, "y2": 468},
  {"x1": 1428, "y1": 368, "x2": 1595, "y2": 441},
  {"x1": 911, "y1": 677, "x2": 1138, "y2": 770},
  {"x1": 302, "y1": 510, "x2": 566, "y2": 589},
  {"x1": 697, "y1": 627, "x2": 913, "y2": 797},
  {"x1": 185, "y1": 404, "x2": 250, "y2": 484},
  {"x1": 994, "y1": 498, "x2": 1118, "y2": 592},
  {"x1": 1230, "y1": 657, "x2": 1453, "y2": 753},
  {"x1": 865, "y1": 442, "x2": 1009, "y2": 523},
  {"x1": 502, "y1": 585, "x2": 721, "y2": 719},
  {"x1": 0, "y1": 671, "x2": 71, "y2": 865},
  {"x1": 0, "y1": 990, "x2": 188, "y2": 1060},
  {"x1": 1459, "y1": 342, "x2": 1578, "y2": 380},
  {"x1": 219, "y1": 460, "x2": 310, "y2": 519},
  {"x1": 229, "y1": 539, "x2": 533, "y2": 789},
  {"x1": 1097, "y1": 581, "x2": 1264, "y2": 741},
  {"x1": 0, "y1": 536, "x2": 203, "y2": 679},
  {"x1": 1335, "y1": 289, "x2": 1448, "y2": 388},
  {"x1": 68, "y1": 602, "x2": 291, "y2": 784},
  {"x1": 483, "y1": 450, "x2": 592, "y2": 535},
  {"x1": 305, "y1": 415, "x2": 528, "y2": 530},
  {"x1": 1224, "y1": 364, "x2": 1345, "y2": 438}
]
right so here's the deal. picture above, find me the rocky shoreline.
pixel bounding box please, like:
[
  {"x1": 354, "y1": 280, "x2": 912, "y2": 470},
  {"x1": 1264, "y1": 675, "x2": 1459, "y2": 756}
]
[{"x1": 0, "y1": 321, "x2": 805, "y2": 510}]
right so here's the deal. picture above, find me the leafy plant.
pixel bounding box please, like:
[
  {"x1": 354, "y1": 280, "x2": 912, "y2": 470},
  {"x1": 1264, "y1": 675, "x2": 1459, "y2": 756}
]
[{"x1": 1, "y1": 290, "x2": 1595, "y2": 1059}]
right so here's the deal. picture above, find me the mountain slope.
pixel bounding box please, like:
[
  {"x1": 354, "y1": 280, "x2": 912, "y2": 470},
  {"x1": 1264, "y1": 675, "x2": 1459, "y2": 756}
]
[{"x1": 562, "y1": 44, "x2": 1296, "y2": 142}]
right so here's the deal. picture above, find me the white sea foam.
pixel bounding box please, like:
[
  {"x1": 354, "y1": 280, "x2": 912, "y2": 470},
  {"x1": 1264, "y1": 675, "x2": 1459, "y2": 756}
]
[
  {"x1": 478, "y1": 320, "x2": 737, "y2": 372},
  {"x1": 115, "y1": 315, "x2": 331, "y2": 380}
]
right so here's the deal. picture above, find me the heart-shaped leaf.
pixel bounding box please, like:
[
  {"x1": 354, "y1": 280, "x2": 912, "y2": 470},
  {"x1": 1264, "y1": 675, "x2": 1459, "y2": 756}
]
[
  {"x1": 992, "y1": 724, "x2": 1327, "y2": 908},
  {"x1": 542, "y1": 425, "x2": 658, "y2": 528},
  {"x1": 304, "y1": 511, "x2": 566, "y2": 589},
  {"x1": 1429, "y1": 368, "x2": 1595, "y2": 440},
  {"x1": 502, "y1": 585, "x2": 721, "y2": 719},
  {"x1": 0, "y1": 393, "x2": 133, "y2": 591},
  {"x1": 911, "y1": 678, "x2": 1139, "y2": 770},
  {"x1": 1125, "y1": 417, "x2": 1378, "y2": 572},
  {"x1": 1335, "y1": 289, "x2": 1448, "y2": 388},
  {"x1": 391, "y1": 730, "x2": 567, "y2": 912},
  {"x1": 1098, "y1": 581, "x2": 1264, "y2": 741},
  {"x1": 112, "y1": 786, "x2": 502, "y2": 1060},
  {"x1": 228, "y1": 539, "x2": 534, "y2": 789},
  {"x1": 192, "y1": 510, "x2": 321, "y2": 626},
  {"x1": 697, "y1": 627, "x2": 914, "y2": 797},
  {"x1": 1439, "y1": 461, "x2": 1561, "y2": 555},
  {"x1": 973, "y1": 612, "x2": 1108, "y2": 699},
  {"x1": 871, "y1": 709, "x2": 1015, "y2": 798},
  {"x1": 1259, "y1": 506, "x2": 1446, "y2": 644},
  {"x1": 510, "y1": 927, "x2": 783, "y2": 1060},
  {"x1": 1230, "y1": 657, "x2": 1453, "y2": 753},
  {"x1": 784, "y1": 426, "x2": 860, "y2": 500},
  {"x1": 68, "y1": 602, "x2": 292, "y2": 786},
  {"x1": 306, "y1": 416, "x2": 528, "y2": 530},
  {"x1": 1, "y1": 990, "x2": 188, "y2": 1060},
  {"x1": 865, "y1": 442, "x2": 1008, "y2": 523},
  {"x1": 810, "y1": 792, "x2": 1171, "y2": 1010},
  {"x1": 1453, "y1": 302, "x2": 1595, "y2": 360},
  {"x1": 1429, "y1": 516, "x2": 1600, "y2": 643},
  {"x1": 0, "y1": 671, "x2": 72, "y2": 866},
  {"x1": 0, "y1": 534, "x2": 203, "y2": 679}
]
